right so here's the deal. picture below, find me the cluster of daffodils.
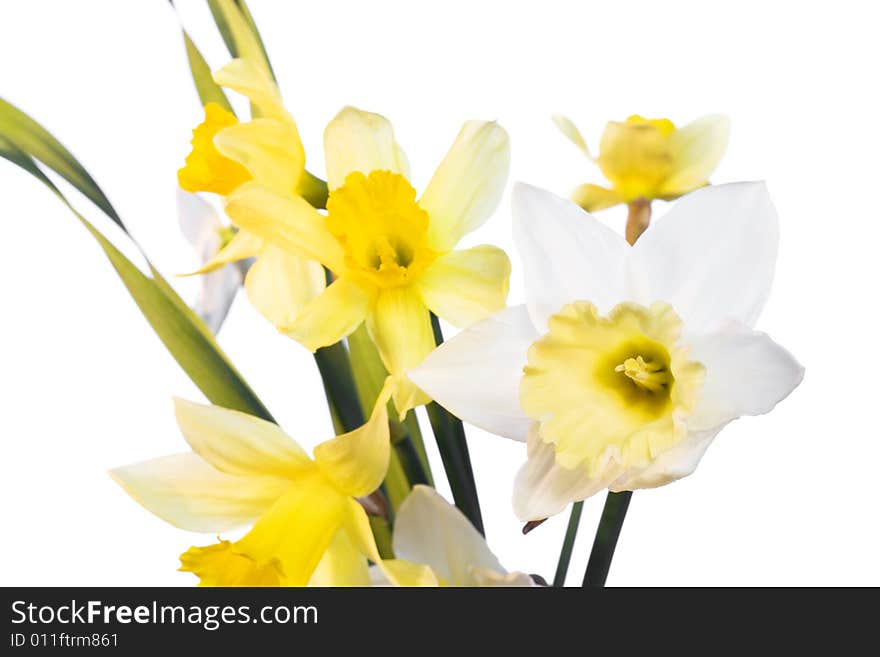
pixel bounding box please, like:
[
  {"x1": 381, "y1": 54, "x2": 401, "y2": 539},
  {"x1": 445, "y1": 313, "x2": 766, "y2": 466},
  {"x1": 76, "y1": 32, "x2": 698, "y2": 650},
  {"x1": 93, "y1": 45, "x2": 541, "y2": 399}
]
[{"x1": 100, "y1": 13, "x2": 801, "y2": 587}]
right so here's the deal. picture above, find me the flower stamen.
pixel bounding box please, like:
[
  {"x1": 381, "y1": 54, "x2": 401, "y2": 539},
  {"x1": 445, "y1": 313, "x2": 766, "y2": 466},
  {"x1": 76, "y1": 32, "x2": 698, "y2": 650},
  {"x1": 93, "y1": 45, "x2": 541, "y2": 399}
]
[{"x1": 614, "y1": 355, "x2": 672, "y2": 394}]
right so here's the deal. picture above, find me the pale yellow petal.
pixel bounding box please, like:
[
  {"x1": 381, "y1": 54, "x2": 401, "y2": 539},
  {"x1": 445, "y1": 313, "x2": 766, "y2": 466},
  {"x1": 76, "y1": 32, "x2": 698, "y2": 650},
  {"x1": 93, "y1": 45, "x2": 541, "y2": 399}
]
[
  {"x1": 308, "y1": 528, "x2": 371, "y2": 587},
  {"x1": 379, "y1": 559, "x2": 442, "y2": 587},
  {"x1": 658, "y1": 114, "x2": 730, "y2": 198},
  {"x1": 213, "y1": 58, "x2": 287, "y2": 121},
  {"x1": 109, "y1": 452, "x2": 288, "y2": 532},
  {"x1": 571, "y1": 183, "x2": 623, "y2": 212},
  {"x1": 365, "y1": 287, "x2": 434, "y2": 414},
  {"x1": 323, "y1": 106, "x2": 409, "y2": 191},
  {"x1": 180, "y1": 540, "x2": 284, "y2": 587},
  {"x1": 284, "y1": 275, "x2": 372, "y2": 351},
  {"x1": 174, "y1": 398, "x2": 314, "y2": 478},
  {"x1": 314, "y1": 378, "x2": 393, "y2": 497},
  {"x1": 214, "y1": 118, "x2": 305, "y2": 195},
  {"x1": 226, "y1": 182, "x2": 345, "y2": 271},
  {"x1": 552, "y1": 114, "x2": 593, "y2": 158},
  {"x1": 417, "y1": 245, "x2": 511, "y2": 328},
  {"x1": 421, "y1": 120, "x2": 510, "y2": 251},
  {"x1": 245, "y1": 244, "x2": 325, "y2": 328},
  {"x1": 389, "y1": 375, "x2": 431, "y2": 420},
  {"x1": 366, "y1": 287, "x2": 434, "y2": 376},
  {"x1": 186, "y1": 229, "x2": 263, "y2": 275},
  {"x1": 234, "y1": 472, "x2": 346, "y2": 586}
]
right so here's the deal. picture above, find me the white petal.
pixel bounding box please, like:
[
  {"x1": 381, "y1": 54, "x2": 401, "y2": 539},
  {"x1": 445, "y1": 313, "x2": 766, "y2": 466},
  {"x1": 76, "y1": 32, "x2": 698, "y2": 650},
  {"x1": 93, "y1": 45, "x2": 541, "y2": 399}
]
[
  {"x1": 687, "y1": 321, "x2": 804, "y2": 431},
  {"x1": 196, "y1": 262, "x2": 242, "y2": 334},
  {"x1": 512, "y1": 183, "x2": 629, "y2": 332},
  {"x1": 110, "y1": 452, "x2": 289, "y2": 532},
  {"x1": 629, "y1": 182, "x2": 779, "y2": 331},
  {"x1": 609, "y1": 426, "x2": 724, "y2": 491},
  {"x1": 393, "y1": 485, "x2": 505, "y2": 586},
  {"x1": 176, "y1": 189, "x2": 222, "y2": 252},
  {"x1": 513, "y1": 425, "x2": 623, "y2": 521},
  {"x1": 471, "y1": 568, "x2": 536, "y2": 587},
  {"x1": 408, "y1": 305, "x2": 536, "y2": 441},
  {"x1": 174, "y1": 398, "x2": 314, "y2": 479}
]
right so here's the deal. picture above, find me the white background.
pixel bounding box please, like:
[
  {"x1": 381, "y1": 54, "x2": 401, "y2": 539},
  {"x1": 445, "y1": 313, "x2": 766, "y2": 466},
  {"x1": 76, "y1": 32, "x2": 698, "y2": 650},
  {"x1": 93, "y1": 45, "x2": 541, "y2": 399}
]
[{"x1": 1, "y1": 0, "x2": 878, "y2": 586}]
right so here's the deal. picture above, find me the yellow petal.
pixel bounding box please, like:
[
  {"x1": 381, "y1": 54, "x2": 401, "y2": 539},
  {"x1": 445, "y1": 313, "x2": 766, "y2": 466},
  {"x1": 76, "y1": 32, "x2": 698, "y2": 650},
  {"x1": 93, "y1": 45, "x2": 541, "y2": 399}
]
[
  {"x1": 226, "y1": 182, "x2": 345, "y2": 271},
  {"x1": 308, "y1": 529, "x2": 371, "y2": 586},
  {"x1": 340, "y1": 497, "x2": 383, "y2": 564},
  {"x1": 658, "y1": 114, "x2": 730, "y2": 198},
  {"x1": 552, "y1": 114, "x2": 594, "y2": 158},
  {"x1": 213, "y1": 58, "x2": 287, "y2": 121},
  {"x1": 109, "y1": 452, "x2": 288, "y2": 532},
  {"x1": 173, "y1": 398, "x2": 314, "y2": 478},
  {"x1": 177, "y1": 103, "x2": 251, "y2": 196},
  {"x1": 417, "y1": 245, "x2": 510, "y2": 328},
  {"x1": 180, "y1": 540, "x2": 284, "y2": 586},
  {"x1": 244, "y1": 244, "x2": 326, "y2": 328},
  {"x1": 314, "y1": 378, "x2": 393, "y2": 497},
  {"x1": 420, "y1": 120, "x2": 510, "y2": 252},
  {"x1": 571, "y1": 183, "x2": 623, "y2": 212},
  {"x1": 187, "y1": 229, "x2": 262, "y2": 275},
  {"x1": 234, "y1": 471, "x2": 347, "y2": 586},
  {"x1": 284, "y1": 275, "x2": 372, "y2": 350},
  {"x1": 323, "y1": 106, "x2": 409, "y2": 191},
  {"x1": 214, "y1": 118, "x2": 305, "y2": 195}
]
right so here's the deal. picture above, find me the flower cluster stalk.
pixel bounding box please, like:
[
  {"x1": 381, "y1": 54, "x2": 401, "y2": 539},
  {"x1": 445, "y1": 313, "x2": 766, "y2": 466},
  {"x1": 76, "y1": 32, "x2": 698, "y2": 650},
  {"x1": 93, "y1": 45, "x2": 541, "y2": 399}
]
[{"x1": 580, "y1": 203, "x2": 648, "y2": 587}]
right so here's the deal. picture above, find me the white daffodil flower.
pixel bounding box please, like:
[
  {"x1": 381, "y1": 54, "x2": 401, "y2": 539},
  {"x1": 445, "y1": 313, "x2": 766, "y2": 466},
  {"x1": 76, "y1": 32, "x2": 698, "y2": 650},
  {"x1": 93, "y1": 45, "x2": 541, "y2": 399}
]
[
  {"x1": 177, "y1": 190, "x2": 248, "y2": 333},
  {"x1": 365, "y1": 486, "x2": 534, "y2": 587},
  {"x1": 410, "y1": 182, "x2": 804, "y2": 521}
]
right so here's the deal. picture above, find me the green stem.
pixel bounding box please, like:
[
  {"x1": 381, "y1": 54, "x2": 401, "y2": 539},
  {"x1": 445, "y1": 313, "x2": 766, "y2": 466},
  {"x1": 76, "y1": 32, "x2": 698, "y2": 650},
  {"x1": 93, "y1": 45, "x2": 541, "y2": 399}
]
[
  {"x1": 583, "y1": 491, "x2": 632, "y2": 587},
  {"x1": 426, "y1": 314, "x2": 484, "y2": 535},
  {"x1": 553, "y1": 501, "x2": 583, "y2": 587},
  {"x1": 390, "y1": 418, "x2": 431, "y2": 487},
  {"x1": 313, "y1": 342, "x2": 364, "y2": 433},
  {"x1": 347, "y1": 325, "x2": 433, "y2": 510},
  {"x1": 369, "y1": 515, "x2": 394, "y2": 560}
]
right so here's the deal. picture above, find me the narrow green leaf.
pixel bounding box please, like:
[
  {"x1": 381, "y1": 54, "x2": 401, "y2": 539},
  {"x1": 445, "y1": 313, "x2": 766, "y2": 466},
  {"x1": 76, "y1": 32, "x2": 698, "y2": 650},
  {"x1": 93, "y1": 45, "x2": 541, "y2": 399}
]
[
  {"x1": 206, "y1": 0, "x2": 273, "y2": 79},
  {"x1": 0, "y1": 98, "x2": 122, "y2": 229},
  {"x1": 347, "y1": 325, "x2": 437, "y2": 509},
  {"x1": 427, "y1": 314, "x2": 484, "y2": 534},
  {"x1": 229, "y1": 0, "x2": 277, "y2": 81},
  {"x1": 181, "y1": 30, "x2": 235, "y2": 113},
  {"x1": 0, "y1": 136, "x2": 274, "y2": 422}
]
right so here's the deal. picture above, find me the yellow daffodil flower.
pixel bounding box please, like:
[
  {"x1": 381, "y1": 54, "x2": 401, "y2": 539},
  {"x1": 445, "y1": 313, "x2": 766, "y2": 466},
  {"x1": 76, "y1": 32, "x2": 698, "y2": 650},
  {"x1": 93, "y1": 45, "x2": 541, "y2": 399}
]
[
  {"x1": 177, "y1": 58, "x2": 325, "y2": 328},
  {"x1": 553, "y1": 113, "x2": 730, "y2": 212},
  {"x1": 312, "y1": 486, "x2": 534, "y2": 587},
  {"x1": 224, "y1": 107, "x2": 512, "y2": 414},
  {"x1": 111, "y1": 382, "x2": 395, "y2": 586},
  {"x1": 411, "y1": 183, "x2": 803, "y2": 521}
]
